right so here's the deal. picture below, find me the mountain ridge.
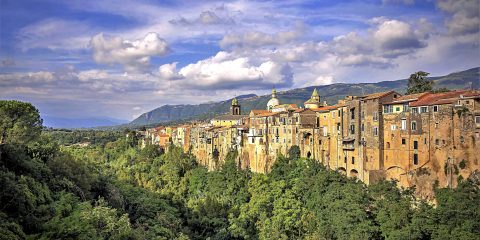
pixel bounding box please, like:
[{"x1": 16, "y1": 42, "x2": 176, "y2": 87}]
[{"x1": 129, "y1": 67, "x2": 479, "y2": 126}]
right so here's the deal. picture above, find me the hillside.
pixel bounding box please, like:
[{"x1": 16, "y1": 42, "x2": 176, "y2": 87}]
[{"x1": 130, "y1": 67, "x2": 479, "y2": 126}]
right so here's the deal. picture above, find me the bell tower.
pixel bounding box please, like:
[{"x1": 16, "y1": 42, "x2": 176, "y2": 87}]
[{"x1": 230, "y1": 97, "x2": 241, "y2": 115}]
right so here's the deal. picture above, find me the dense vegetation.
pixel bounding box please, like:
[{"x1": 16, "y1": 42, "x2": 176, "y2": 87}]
[{"x1": 1, "y1": 100, "x2": 480, "y2": 240}]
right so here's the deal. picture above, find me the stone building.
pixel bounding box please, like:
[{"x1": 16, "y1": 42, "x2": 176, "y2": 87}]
[{"x1": 142, "y1": 88, "x2": 480, "y2": 193}]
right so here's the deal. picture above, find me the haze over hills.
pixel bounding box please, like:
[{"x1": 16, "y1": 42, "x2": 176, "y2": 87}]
[
  {"x1": 43, "y1": 116, "x2": 129, "y2": 129},
  {"x1": 129, "y1": 67, "x2": 479, "y2": 127}
]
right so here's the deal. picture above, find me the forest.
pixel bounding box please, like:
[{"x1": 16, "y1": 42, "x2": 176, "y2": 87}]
[{"x1": 1, "y1": 100, "x2": 479, "y2": 240}]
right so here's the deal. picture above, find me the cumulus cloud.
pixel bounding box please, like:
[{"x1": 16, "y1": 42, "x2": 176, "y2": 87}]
[
  {"x1": 374, "y1": 20, "x2": 424, "y2": 51},
  {"x1": 170, "y1": 10, "x2": 235, "y2": 25},
  {"x1": 328, "y1": 18, "x2": 428, "y2": 67},
  {"x1": 437, "y1": 0, "x2": 480, "y2": 35},
  {"x1": 90, "y1": 32, "x2": 169, "y2": 72},
  {"x1": 220, "y1": 23, "x2": 304, "y2": 49},
  {"x1": 158, "y1": 51, "x2": 293, "y2": 89}
]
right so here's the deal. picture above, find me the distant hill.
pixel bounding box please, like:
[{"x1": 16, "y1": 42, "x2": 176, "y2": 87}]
[
  {"x1": 43, "y1": 116, "x2": 128, "y2": 129},
  {"x1": 129, "y1": 67, "x2": 479, "y2": 126}
]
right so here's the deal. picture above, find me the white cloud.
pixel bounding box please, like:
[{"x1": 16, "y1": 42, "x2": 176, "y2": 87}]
[
  {"x1": 220, "y1": 23, "x2": 304, "y2": 49},
  {"x1": 90, "y1": 32, "x2": 169, "y2": 72},
  {"x1": 16, "y1": 18, "x2": 91, "y2": 51},
  {"x1": 437, "y1": 0, "x2": 480, "y2": 35},
  {"x1": 160, "y1": 51, "x2": 293, "y2": 89}
]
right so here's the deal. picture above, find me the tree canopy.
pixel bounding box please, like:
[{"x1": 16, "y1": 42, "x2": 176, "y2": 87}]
[
  {"x1": 1, "y1": 100, "x2": 479, "y2": 240},
  {"x1": 406, "y1": 71, "x2": 433, "y2": 94}
]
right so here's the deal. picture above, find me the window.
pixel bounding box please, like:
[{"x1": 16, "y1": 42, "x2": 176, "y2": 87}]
[
  {"x1": 401, "y1": 119, "x2": 407, "y2": 130},
  {"x1": 396, "y1": 107, "x2": 400, "y2": 112},
  {"x1": 436, "y1": 139, "x2": 439, "y2": 145},
  {"x1": 403, "y1": 104, "x2": 409, "y2": 112},
  {"x1": 384, "y1": 105, "x2": 390, "y2": 113},
  {"x1": 373, "y1": 111, "x2": 378, "y2": 121},
  {"x1": 402, "y1": 138, "x2": 406, "y2": 145},
  {"x1": 361, "y1": 124, "x2": 365, "y2": 132},
  {"x1": 323, "y1": 127, "x2": 328, "y2": 137},
  {"x1": 420, "y1": 106, "x2": 428, "y2": 113},
  {"x1": 361, "y1": 111, "x2": 365, "y2": 119},
  {"x1": 337, "y1": 123, "x2": 341, "y2": 134},
  {"x1": 414, "y1": 140, "x2": 418, "y2": 150},
  {"x1": 411, "y1": 121, "x2": 417, "y2": 131},
  {"x1": 391, "y1": 125, "x2": 397, "y2": 130},
  {"x1": 344, "y1": 156, "x2": 347, "y2": 163},
  {"x1": 424, "y1": 138, "x2": 427, "y2": 144},
  {"x1": 373, "y1": 127, "x2": 379, "y2": 136},
  {"x1": 413, "y1": 154, "x2": 418, "y2": 165},
  {"x1": 350, "y1": 124, "x2": 355, "y2": 134},
  {"x1": 433, "y1": 106, "x2": 438, "y2": 112},
  {"x1": 350, "y1": 108, "x2": 355, "y2": 120},
  {"x1": 351, "y1": 157, "x2": 355, "y2": 164},
  {"x1": 411, "y1": 107, "x2": 418, "y2": 114},
  {"x1": 475, "y1": 116, "x2": 480, "y2": 124}
]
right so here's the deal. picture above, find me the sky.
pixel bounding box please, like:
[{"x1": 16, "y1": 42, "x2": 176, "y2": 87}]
[{"x1": 0, "y1": 0, "x2": 479, "y2": 121}]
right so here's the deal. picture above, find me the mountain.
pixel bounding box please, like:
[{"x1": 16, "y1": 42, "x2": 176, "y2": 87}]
[
  {"x1": 130, "y1": 67, "x2": 479, "y2": 126},
  {"x1": 43, "y1": 116, "x2": 129, "y2": 129}
]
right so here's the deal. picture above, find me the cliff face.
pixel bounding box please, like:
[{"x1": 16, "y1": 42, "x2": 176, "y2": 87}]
[{"x1": 130, "y1": 67, "x2": 479, "y2": 126}]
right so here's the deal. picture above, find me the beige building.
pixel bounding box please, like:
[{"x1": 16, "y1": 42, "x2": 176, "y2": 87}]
[{"x1": 143, "y1": 88, "x2": 480, "y2": 194}]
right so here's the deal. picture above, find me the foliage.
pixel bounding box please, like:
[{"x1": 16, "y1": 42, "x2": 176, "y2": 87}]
[
  {"x1": 0, "y1": 100, "x2": 43, "y2": 145},
  {"x1": 406, "y1": 71, "x2": 433, "y2": 94},
  {"x1": 1, "y1": 100, "x2": 480, "y2": 240}
]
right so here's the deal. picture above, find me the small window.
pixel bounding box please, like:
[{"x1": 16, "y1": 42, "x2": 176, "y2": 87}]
[
  {"x1": 475, "y1": 116, "x2": 480, "y2": 124},
  {"x1": 395, "y1": 107, "x2": 400, "y2": 112},
  {"x1": 402, "y1": 138, "x2": 406, "y2": 145},
  {"x1": 433, "y1": 106, "x2": 438, "y2": 112},
  {"x1": 420, "y1": 106, "x2": 428, "y2": 113},
  {"x1": 435, "y1": 139, "x2": 440, "y2": 145},
  {"x1": 361, "y1": 124, "x2": 364, "y2": 132},
  {"x1": 373, "y1": 112, "x2": 378, "y2": 121},
  {"x1": 414, "y1": 140, "x2": 418, "y2": 150},
  {"x1": 350, "y1": 124, "x2": 355, "y2": 134},
  {"x1": 411, "y1": 121, "x2": 417, "y2": 131},
  {"x1": 424, "y1": 138, "x2": 427, "y2": 144},
  {"x1": 344, "y1": 156, "x2": 347, "y2": 163},
  {"x1": 411, "y1": 107, "x2": 418, "y2": 114},
  {"x1": 350, "y1": 108, "x2": 355, "y2": 120},
  {"x1": 401, "y1": 119, "x2": 407, "y2": 130},
  {"x1": 351, "y1": 157, "x2": 355, "y2": 164},
  {"x1": 373, "y1": 127, "x2": 379, "y2": 136},
  {"x1": 413, "y1": 154, "x2": 418, "y2": 165},
  {"x1": 403, "y1": 104, "x2": 409, "y2": 112}
]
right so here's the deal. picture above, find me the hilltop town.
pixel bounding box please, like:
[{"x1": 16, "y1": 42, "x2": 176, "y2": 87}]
[{"x1": 138, "y1": 88, "x2": 480, "y2": 198}]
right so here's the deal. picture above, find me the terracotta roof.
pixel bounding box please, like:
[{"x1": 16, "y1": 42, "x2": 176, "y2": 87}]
[
  {"x1": 384, "y1": 92, "x2": 428, "y2": 104},
  {"x1": 250, "y1": 110, "x2": 270, "y2": 116},
  {"x1": 211, "y1": 114, "x2": 246, "y2": 121},
  {"x1": 362, "y1": 91, "x2": 398, "y2": 100},
  {"x1": 255, "y1": 112, "x2": 280, "y2": 117},
  {"x1": 311, "y1": 104, "x2": 344, "y2": 112},
  {"x1": 410, "y1": 90, "x2": 479, "y2": 107}
]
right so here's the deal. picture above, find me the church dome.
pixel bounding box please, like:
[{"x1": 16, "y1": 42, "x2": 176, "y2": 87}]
[{"x1": 267, "y1": 88, "x2": 280, "y2": 110}]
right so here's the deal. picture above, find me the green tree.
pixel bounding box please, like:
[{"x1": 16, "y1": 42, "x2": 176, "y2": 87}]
[
  {"x1": 0, "y1": 100, "x2": 43, "y2": 145},
  {"x1": 406, "y1": 71, "x2": 433, "y2": 94}
]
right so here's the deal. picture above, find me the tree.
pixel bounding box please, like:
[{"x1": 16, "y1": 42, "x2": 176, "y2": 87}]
[
  {"x1": 0, "y1": 100, "x2": 43, "y2": 145},
  {"x1": 288, "y1": 145, "x2": 301, "y2": 160},
  {"x1": 406, "y1": 71, "x2": 433, "y2": 94}
]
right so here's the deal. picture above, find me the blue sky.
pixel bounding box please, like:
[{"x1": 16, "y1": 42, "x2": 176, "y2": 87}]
[{"x1": 0, "y1": 0, "x2": 479, "y2": 121}]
